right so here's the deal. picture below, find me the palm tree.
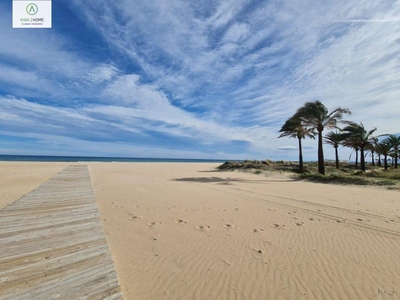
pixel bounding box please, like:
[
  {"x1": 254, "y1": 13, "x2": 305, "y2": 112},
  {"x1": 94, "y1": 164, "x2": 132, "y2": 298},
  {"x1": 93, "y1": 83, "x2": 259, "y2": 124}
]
[
  {"x1": 341, "y1": 122, "x2": 377, "y2": 172},
  {"x1": 375, "y1": 142, "x2": 391, "y2": 170},
  {"x1": 341, "y1": 137, "x2": 360, "y2": 166},
  {"x1": 278, "y1": 116, "x2": 315, "y2": 171},
  {"x1": 374, "y1": 140, "x2": 383, "y2": 167},
  {"x1": 293, "y1": 100, "x2": 351, "y2": 175},
  {"x1": 382, "y1": 134, "x2": 400, "y2": 168},
  {"x1": 377, "y1": 155, "x2": 382, "y2": 166},
  {"x1": 354, "y1": 147, "x2": 359, "y2": 167},
  {"x1": 324, "y1": 131, "x2": 343, "y2": 169},
  {"x1": 377, "y1": 153, "x2": 382, "y2": 166},
  {"x1": 366, "y1": 136, "x2": 378, "y2": 167}
]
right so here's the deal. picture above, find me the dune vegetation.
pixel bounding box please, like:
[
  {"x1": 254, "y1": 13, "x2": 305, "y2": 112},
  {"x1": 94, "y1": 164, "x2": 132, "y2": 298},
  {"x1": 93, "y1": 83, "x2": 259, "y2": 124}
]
[
  {"x1": 217, "y1": 160, "x2": 400, "y2": 189},
  {"x1": 219, "y1": 100, "x2": 399, "y2": 188}
]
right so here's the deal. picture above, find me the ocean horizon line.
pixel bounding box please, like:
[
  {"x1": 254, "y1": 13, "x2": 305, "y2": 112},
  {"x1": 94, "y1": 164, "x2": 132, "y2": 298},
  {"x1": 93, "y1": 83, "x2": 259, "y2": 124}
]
[{"x1": 0, "y1": 154, "x2": 232, "y2": 163}]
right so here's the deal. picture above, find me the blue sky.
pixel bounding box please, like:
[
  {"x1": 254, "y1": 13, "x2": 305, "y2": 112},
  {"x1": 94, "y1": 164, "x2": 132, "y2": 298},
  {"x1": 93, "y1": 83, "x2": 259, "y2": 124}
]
[{"x1": 0, "y1": 0, "x2": 399, "y2": 160}]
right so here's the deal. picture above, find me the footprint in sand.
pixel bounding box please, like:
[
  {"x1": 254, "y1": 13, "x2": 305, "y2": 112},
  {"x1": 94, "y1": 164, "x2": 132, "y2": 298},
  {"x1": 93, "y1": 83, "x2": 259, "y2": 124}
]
[
  {"x1": 196, "y1": 225, "x2": 211, "y2": 231},
  {"x1": 357, "y1": 218, "x2": 364, "y2": 222},
  {"x1": 223, "y1": 224, "x2": 235, "y2": 230},
  {"x1": 110, "y1": 202, "x2": 123, "y2": 209},
  {"x1": 175, "y1": 219, "x2": 188, "y2": 225},
  {"x1": 128, "y1": 213, "x2": 142, "y2": 221},
  {"x1": 271, "y1": 224, "x2": 285, "y2": 229},
  {"x1": 336, "y1": 219, "x2": 344, "y2": 223},
  {"x1": 251, "y1": 228, "x2": 264, "y2": 233},
  {"x1": 223, "y1": 260, "x2": 231, "y2": 266},
  {"x1": 309, "y1": 218, "x2": 315, "y2": 221},
  {"x1": 295, "y1": 222, "x2": 304, "y2": 226},
  {"x1": 148, "y1": 222, "x2": 162, "y2": 228}
]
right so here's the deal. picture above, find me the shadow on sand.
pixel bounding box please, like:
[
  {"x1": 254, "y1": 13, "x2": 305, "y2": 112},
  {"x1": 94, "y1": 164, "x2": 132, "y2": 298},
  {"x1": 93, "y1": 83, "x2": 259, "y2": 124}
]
[
  {"x1": 172, "y1": 176, "x2": 300, "y2": 184},
  {"x1": 173, "y1": 177, "x2": 245, "y2": 184}
]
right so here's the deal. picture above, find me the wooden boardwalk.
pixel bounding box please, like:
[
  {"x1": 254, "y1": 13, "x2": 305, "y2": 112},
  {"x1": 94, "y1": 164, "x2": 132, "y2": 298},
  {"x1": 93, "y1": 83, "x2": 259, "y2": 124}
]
[{"x1": 0, "y1": 165, "x2": 122, "y2": 299}]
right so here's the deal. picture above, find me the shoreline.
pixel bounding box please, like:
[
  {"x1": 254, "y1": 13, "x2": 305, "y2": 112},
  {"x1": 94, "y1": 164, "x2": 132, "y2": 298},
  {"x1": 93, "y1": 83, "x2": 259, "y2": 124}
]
[{"x1": 0, "y1": 155, "x2": 228, "y2": 163}]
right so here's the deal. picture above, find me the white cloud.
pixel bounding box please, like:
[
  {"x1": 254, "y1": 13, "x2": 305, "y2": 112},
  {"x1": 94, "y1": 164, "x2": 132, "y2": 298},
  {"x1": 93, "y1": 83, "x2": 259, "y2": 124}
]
[
  {"x1": 338, "y1": 19, "x2": 400, "y2": 23},
  {"x1": 222, "y1": 23, "x2": 250, "y2": 43},
  {"x1": 87, "y1": 64, "x2": 120, "y2": 84},
  {"x1": 0, "y1": 16, "x2": 90, "y2": 79},
  {"x1": 208, "y1": 0, "x2": 248, "y2": 29},
  {"x1": 1, "y1": 94, "x2": 286, "y2": 158},
  {"x1": 99, "y1": 73, "x2": 267, "y2": 143},
  {"x1": 0, "y1": 130, "x2": 228, "y2": 159},
  {"x1": 0, "y1": 63, "x2": 67, "y2": 97}
]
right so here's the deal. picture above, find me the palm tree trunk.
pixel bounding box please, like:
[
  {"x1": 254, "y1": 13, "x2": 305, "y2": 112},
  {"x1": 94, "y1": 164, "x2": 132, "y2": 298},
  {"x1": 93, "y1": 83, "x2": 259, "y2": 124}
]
[
  {"x1": 384, "y1": 154, "x2": 388, "y2": 170},
  {"x1": 355, "y1": 149, "x2": 358, "y2": 166},
  {"x1": 360, "y1": 147, "x2": 365, "y2": 171},
  {"x1": 378, "y1": 154, "x2": 381, "y2": 167},
  {"x1": 318, "y1": 130, "x2": 325, "y2": 175},
  {"x1": 371, "y1": 151, "x2": 375, "y2": 167},
  {"x1": 395, "y1": 152, "x2": 398, "y2": 168},
  {"x1": 334, "y1": 146, "x2": 339, "y2": 169},
  {"x1": 298, "y1": 137, "x2": 303, "y2": 171}
]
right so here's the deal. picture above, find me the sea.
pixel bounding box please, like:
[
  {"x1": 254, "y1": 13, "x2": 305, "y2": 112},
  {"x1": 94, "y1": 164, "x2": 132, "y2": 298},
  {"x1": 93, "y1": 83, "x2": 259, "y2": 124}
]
[{"x1": 0, "y1": 155, "x2": 228, "y2": 163}]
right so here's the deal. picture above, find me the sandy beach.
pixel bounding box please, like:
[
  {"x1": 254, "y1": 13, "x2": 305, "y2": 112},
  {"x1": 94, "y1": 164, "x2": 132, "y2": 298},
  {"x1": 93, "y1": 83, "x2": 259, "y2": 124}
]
[
  {"x1": 0, "y1": 162, "x2": 70, "y2": 210},
  {"x1": 1, "y1": 162, "x2": 399, "y2": 299}
]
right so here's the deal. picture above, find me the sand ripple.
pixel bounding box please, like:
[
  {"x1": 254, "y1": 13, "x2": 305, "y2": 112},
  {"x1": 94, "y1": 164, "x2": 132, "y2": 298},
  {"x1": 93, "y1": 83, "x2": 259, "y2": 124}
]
[{"x1": 88, "y1": 163, "x2": 400, "y2": 299}]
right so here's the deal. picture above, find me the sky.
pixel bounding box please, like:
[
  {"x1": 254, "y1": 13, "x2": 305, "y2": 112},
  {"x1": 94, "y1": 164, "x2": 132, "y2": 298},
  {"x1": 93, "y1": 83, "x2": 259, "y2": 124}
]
[{"x1": 0, "y1": 0, "x2": 399, "y2": 160}]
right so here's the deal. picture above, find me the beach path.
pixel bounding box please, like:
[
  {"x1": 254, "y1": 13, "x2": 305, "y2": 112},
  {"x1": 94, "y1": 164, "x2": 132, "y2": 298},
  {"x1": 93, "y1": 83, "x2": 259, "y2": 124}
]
[{"x1": 0, "y1": 165, "x2": 122, "y2": 299}]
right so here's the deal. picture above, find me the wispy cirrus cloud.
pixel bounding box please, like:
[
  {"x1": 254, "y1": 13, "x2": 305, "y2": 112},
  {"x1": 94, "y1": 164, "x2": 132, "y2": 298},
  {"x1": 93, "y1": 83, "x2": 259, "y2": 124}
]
[
  {"x1": 87, "y1": 64, "x2": 120, "y2": 84},
  {"x1": 0, "y1": 92, "x2": 281, "y2": 159},
  {"x1": 338, "y1": 19, "x2": 400, "y2": 23},
  {"x1": 1, "y1": 0, "x2": 399, "y2": 160}
]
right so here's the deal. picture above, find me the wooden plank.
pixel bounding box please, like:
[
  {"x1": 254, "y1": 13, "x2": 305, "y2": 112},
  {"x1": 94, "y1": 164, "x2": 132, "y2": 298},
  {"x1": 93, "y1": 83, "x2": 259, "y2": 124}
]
[{"x1": 0, "y1": 165, "x2": 122, "y2": 300}]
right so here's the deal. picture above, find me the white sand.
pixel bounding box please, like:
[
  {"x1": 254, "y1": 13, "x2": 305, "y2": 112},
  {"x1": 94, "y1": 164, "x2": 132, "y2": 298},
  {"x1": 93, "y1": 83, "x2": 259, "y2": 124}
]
[
  {"x1": 1, "y1": 162, "x2": 400, "y2": 299},
  {"x1": 0, "y1": 162, "x2": 70, "y2": 209}
]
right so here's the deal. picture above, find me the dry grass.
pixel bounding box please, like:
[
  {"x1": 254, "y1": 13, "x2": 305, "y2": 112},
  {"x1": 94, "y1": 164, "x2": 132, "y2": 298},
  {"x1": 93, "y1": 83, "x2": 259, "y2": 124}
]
[{"x1": 218, "y1": 160, "x2": 400, "y2": 189}]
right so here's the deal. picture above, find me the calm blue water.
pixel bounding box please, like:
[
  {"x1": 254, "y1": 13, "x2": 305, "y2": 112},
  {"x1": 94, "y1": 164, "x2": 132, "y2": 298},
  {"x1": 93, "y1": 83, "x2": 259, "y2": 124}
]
[{"x1": 0, "y1": 155, "x2": 227, "y2": 163}]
